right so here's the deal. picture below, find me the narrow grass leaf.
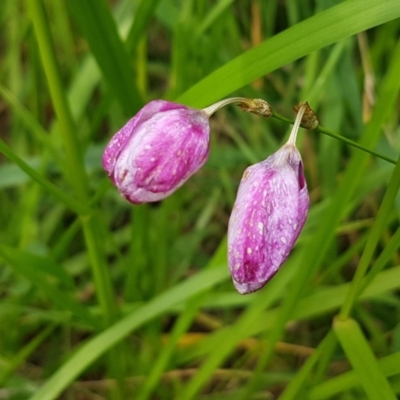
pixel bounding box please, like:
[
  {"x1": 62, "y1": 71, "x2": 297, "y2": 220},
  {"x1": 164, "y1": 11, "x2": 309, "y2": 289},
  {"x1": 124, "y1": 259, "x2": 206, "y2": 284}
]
[
  {"x1": 178, "y1": 0, "x2": 400, "y2": 106},
  {"x1": 309, "y1": 352, "x2": 400, "y2": 399},
  {"x1": 68, "y1": 0, "x2": 142, "y2": 114},
  {"x1": 334, "y1": 317, "x2": 396, "y2": 400},
  {"x1": 0, "y1": 244, "x2": 99, "y2": 329},
  {"x1": 340, "y1": 153, "x2": 400, "y2": 318},
  {"x1": 0, "y1": 138, "x2": 89, "y2": 215},
  {"x1": 180, "y1": 266, "x2": 400, "y2": 364},
  {"x1": 125, "y1": 0, "x2": 161, "y2": 55},
  {"x1": 279, "y1": 332, "x2": 337, "y2": 400},
  {"x1": 0, "y1": 324, "x2": 56, "y2": 386},
  {"x1": 27, "y1": 267, "x2": 228, "y2": 400}
]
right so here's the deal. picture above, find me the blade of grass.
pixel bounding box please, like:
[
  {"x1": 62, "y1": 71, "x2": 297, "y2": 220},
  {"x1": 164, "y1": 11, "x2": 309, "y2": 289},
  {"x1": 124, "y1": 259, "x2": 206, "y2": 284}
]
[
  {"x1": 0, "y1": 324, "x2": 57, "y2": 386},
  {"x1": 125, "y1": 0, "x2": 161, "y2": 56},
  {"x1": 27, "y1": 0, "x2": 88, "y2": 201},
  {"x1": 0, "y1": 84, "x2": 62, "y2": 158},
  {"x1": 68, "y1": 0, "x2": 142, "y2": 115},
  {"x1": 0, "y1": 137, "x2": 89, "y2": 216},
  {"x1": 27, "y1": 3, "x2": 122, "y2": 398},
  {"x1": 339, "y1": 153, "x2": 400, "y2": 319},
  {"x1": 194, "y1": 0, "x2": 235, "y2": 39},
  {"x1": 359, "y1": 226, "x2": 400, "y2": 294},
  {"x1": 279, "y1": 332, "x2": 337, "y2": 400},
  {"x1": 135, "y1": 294, "x2": 208, "y2": 400},
  {"x1": 27, "y1": 267, "x2": 228, "y2": 400},
  {"x1": 180, "y1": 265, "x2": 400, "y2": 368},
  {"x1": 309, "y1": 352, "x2": 400, "y2": 399},
  {"x1": 178, "y1": 0, "x2": 400, "y2": 107},
  {"x1": 0, "y1": 244, "x2": 99, "y2": 329},
  {"x1": 27, "y1": 0, "x2": 117, "y2": 325},
  {"x1": 334, "y1": 318, "x2": 397, "y2": 400}
]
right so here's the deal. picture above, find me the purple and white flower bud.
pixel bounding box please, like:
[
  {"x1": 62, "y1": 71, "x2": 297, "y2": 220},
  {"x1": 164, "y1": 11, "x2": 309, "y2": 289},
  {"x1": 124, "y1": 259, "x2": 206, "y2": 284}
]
[
  {"x1": 228, "y1": 106, "x2": 309, "y2": 294},
  {"x1": 102, "y1": 100, "x2": 211, "y2": 204},
  {"x1": 102, "y1": 98, "x2": 257, "y2": 204}
]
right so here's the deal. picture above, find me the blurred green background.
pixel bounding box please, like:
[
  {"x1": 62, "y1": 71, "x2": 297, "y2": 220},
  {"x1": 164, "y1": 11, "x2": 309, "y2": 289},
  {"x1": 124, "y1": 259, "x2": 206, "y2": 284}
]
[{"x1": 1, "y1": 0, "x2": 400, "y2": 399}]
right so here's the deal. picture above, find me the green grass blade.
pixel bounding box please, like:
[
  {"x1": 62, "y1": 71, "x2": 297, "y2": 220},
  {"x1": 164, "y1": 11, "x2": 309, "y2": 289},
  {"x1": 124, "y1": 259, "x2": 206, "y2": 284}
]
[
  {"x1": 0, "y1": 244, "x2": 99, "y2": 329},
  {"x1": 340, "y1": 153, "x2": 400, "y2": 318},
  {"x1": 360, "y1": 227, "x2": 400, "y2": 294},
  {"x1": 310, "y1": 352, "x2": 400, "y2": 399},
  {"x1": 0, "y1": 324, "x2": 57, "y2": 386},
  {"x1": 68, "y1": 0, "x2": 142, "y2": 114},
  {"x1": 279, "y1": 332, "x2": 337, "y2": 400},
  {"x1": 179, "y1": 265, "x2": 400, "y2": 366},
  {"x1": 0, "y1": 84, "x2": 61, "y2": 158},
  {"x1": 27, "y1": 267, "x2": 228, "y2": 400},
  {"x1": 178, "y1": 0, "x2": 400, "y2": 106},
  {"x1": 125, "y1": 0, "x2": 161, "y2": 55},
  {"x1": 0, "y1": 138, "x2": 89, "y2": 215},
  {"x1": 27, "y1": 0, "x2": 88, "y2": 201},
  {"x1": 334, "y1": 318, "x2": 397, "y2": 400}
]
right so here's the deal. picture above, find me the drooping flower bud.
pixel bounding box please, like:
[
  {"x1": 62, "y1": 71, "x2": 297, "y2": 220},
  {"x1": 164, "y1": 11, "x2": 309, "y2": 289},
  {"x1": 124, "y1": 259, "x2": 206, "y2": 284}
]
[
  {"x1": 228, "y1": 105, "x2": 309, "y2": 294},
  {"x1": 102, "y1": 98, "x2": 261, "y2": 204},
  {"x1": 102, "y1": 100, "x2": 212, "y2": 204}
]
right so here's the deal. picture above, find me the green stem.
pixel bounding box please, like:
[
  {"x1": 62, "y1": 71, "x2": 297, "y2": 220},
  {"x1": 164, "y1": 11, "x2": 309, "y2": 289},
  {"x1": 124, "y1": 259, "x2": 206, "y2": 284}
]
[
  {"x1": 27, "y1": 1, "x2": 121, "y2": 397},
  {"x1": 316, "y1": 125, "x2": 396, "y2": 165},
  {"x1": 272, "y1": 110, "x2": 397, "y2": 165},
  {"x1": 27, "y1": 0, "x2": 116, "y2": 320},
  {"x1": 82, "y1": 216, "x2": 117, "y2": 325},
  {"x1": 27, "y1": 0, "x2": 87, "y2": 200}
]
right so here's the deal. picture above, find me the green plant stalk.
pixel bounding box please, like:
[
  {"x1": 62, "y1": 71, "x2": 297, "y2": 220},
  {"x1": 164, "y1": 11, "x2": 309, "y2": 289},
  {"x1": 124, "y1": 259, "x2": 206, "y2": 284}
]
[
  {"x1": 339, "y1": 153, "x2": 400, "y2": 319},
  {"x1": 26, "y1": 0, "x2": 87, "y2": 201},
  {"x1": 26, "y1": 3, "x2": 121, "y2": 395},
  {"x1": 271, "y1": 110, "x2": 397, "y2": 165},
  {"x1": 27, "y1": 0, "x2": 117, "y2": 320},
  {"x1": 177, "y1": 290, "x2": 282, "y2": 400},
  {"x1": 81, "y1": 214, "x2": 118, "y2": 326}
]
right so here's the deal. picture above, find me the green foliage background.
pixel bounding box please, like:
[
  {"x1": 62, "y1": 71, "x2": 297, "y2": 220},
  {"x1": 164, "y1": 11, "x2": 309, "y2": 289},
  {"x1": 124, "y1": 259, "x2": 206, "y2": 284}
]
[{"x1": 1, "y1": 0, "x2": 400, "y2": 399}]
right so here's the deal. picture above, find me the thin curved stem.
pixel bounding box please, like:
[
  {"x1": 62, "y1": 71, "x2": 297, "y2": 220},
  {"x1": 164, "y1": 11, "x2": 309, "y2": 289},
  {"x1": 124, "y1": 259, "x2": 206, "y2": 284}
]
[{"x1": 272, "y1": 110, "x2": 396, "y2": 165}]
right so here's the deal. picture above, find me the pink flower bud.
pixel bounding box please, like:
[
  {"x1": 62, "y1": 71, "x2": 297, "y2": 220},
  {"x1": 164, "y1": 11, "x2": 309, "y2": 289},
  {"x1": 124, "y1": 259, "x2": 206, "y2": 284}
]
[
  {"x1": 102, "y1": 100, "x2": 210, "y2": 204},
  {"x1": 228, "y1": 106, "x2": 309, "y2": 294}
]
